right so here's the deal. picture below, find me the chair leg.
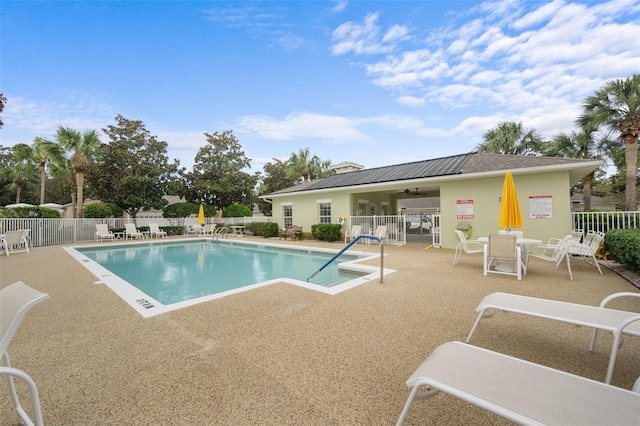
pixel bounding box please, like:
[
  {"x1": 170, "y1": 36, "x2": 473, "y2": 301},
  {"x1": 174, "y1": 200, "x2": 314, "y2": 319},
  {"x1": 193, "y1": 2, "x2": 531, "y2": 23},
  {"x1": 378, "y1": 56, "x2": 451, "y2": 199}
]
[{"x1": 2, "y1": 352, "x2": 44, "y2": 426}]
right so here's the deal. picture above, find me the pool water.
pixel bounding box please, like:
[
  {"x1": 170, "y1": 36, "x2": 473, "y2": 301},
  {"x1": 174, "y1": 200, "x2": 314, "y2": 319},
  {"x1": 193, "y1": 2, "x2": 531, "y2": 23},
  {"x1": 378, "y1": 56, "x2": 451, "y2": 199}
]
[{"x1": 68, "y1": 239, "x2": 385, "y2": 317}]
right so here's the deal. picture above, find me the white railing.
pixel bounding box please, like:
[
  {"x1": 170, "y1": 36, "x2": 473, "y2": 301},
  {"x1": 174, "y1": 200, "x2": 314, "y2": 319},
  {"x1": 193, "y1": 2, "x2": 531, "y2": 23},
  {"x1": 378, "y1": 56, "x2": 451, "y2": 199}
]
[
  {"x1": 349, "y1": 215, "x2": 406, "y2": 245},
  {"x1": 571, "y1": 211, "x2": 640, "y2": 235}
]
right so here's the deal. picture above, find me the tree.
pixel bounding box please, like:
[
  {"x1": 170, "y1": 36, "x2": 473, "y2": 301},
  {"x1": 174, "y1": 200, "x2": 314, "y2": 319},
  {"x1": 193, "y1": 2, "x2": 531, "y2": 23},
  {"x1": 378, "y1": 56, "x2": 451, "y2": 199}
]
[
  {"x1": 4, "y1": 163, "x2": 37, "y2": 204},
  {"x1": 286, "y1": 147, "x2": 334, "y2": 183},
  {"x1": 12, "y1": 137, "x2": 66, "y2": 205},
  {"x1": 1, "y1": 146, "x2": 38, "y2": 204},
  {"x1": 546, "y1": 124, "x2": 615, "y2": 211},
  {"x1": 476, "y1": 122, "x2": 544, "y2": 155},
  {"x1": 53, "y1": 126, "x2": 101, "y2": 217},
  {"x1": 87, "y1": 115, "x2": 181, "y2": 218},
  {"x1": 183, "y1": 130, "x2": 258, "y2": 211},
  {"x1": 257, "y1": 158, "x2": 299, "y2": 215},
  {"x1": 578, "y1": 74, "x2": 640, "y2": 211},
  {"x1": 0, "y1": 93, "x2": 6, "y2": 128}
]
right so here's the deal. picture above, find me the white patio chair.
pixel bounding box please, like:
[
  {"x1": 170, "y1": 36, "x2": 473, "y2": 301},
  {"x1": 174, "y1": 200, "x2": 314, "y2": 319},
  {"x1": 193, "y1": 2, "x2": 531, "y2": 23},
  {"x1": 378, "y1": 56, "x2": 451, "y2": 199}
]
[
  {"x1": 344, "y1": 225, "x2": 361, "y2": 244},
  {"x1": 1, "y1": 230, "x2": 30, "y2": 256},
  {"x1": 125, "y1": 223, "x2": 144, "y2": 239},
  {"x1": 374, "y1": 225, "x2": 388, "y2": 244},
  {"x1": 483, "y1": 234, "x2": 524, "y2": 280},
  {"x1": 499, "y1": 229, "x2": 524, "y2": 239},
  {"x1": 95, "y1": 224, "x2": 116, "y2": 242},
  {"x1": 453, "y1": 230, "x2": 484, "y2": 265},
  {"x1": 526, "y1": 234, "x2": 574, "y2": 280},
  {"x1": 148, "y1": 223, "x2": 167, "y2": 238},
  {"x1": 1, "y1": 281, "x2": 50, "y2": 426}
]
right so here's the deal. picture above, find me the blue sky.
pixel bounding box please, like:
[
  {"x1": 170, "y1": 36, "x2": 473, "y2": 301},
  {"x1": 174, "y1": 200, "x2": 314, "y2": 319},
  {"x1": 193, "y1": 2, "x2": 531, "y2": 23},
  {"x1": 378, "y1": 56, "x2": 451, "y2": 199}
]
[{"x1": 2, "y1": 0, "x2": 639, "y2": 174}]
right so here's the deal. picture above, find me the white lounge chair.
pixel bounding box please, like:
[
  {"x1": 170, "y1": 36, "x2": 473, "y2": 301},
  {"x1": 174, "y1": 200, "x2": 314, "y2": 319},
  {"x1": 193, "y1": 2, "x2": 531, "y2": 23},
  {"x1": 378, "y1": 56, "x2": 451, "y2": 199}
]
[
  {"x1": 148, "y1": 223, "x2": 167, "y2": 238},
  {"x1": 125, "y1": 223, "x2": 144, "y2": 239},
  {"x1": 526, "y1": 234, "x2": 574, "y2": 280},
  {"x1": 1, "y1": 281, "x2": 50, "y2": 426},
  {"x1": 184, "y1": 224, "x2": 203, "y2": 237},
  {"x1": 344, "y1": 225, "x2": 361, "y2": 244},
  {"x1": 95, "y1": 224, "x2": 116, "y2": 242},
  {"x1": 396, "y1": 341, "x2": 640, "y2": 425},
  {"x1": 483, "y1": 234, "x2": 524, "y2": 280},
  {"x1": 1, "y1": 230, "x2": 30, "y2": 255},
  {"x1": 466, "y1": 291, "x2": 640, "y2": 384},
  {"x1": 453, "y1": 230, "x2": 484, "y2": 265},
  {"x1": 564, "y1": 230, "x2": 605, "y2": 275}
]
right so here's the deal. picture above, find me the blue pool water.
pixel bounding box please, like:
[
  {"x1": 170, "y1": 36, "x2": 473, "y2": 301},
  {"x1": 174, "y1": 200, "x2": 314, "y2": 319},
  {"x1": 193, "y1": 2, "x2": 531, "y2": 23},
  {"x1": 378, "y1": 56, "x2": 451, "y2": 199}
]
[{"x1": 77, "y1": 240, "x2": 368, "y2": 305}]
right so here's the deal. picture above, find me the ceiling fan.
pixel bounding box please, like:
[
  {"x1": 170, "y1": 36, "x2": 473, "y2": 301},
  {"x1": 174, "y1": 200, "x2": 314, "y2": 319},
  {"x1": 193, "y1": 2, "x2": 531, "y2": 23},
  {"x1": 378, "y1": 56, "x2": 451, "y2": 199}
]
[{"x1": 403, "y1": 188, "x2": 424, "y2": 196}]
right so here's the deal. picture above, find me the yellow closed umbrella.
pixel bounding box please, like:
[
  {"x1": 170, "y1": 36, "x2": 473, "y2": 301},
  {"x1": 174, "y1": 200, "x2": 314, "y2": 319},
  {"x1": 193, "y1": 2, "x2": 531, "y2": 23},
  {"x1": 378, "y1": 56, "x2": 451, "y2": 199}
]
[
  {"x1": 198, "y1": 204, "x2": 205, "y2": 225},
  {"x1": 498, "y1": 171, "x2": 522, "y2": 231}
]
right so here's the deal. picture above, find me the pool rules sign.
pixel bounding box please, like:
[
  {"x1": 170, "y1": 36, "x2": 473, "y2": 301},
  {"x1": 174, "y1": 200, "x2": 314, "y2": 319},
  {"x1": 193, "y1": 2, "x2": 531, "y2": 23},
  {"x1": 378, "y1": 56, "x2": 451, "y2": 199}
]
[
  {"x1": 529, "y1": 195, "x2": 552, "y2": 219},
  {"x1": 456, "y1": 199, "x2": 474, "y2": 219}
]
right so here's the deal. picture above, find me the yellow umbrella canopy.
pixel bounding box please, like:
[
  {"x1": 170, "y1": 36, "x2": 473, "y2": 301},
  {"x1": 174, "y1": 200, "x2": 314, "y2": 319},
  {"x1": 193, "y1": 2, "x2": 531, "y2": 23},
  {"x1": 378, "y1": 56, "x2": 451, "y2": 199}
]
[
  {"x1": 197, "y1": 204, "x2": 205, "y2": 224},
  {"x1": 498, "y1": 171, "x2": 523, "y2": 230}
]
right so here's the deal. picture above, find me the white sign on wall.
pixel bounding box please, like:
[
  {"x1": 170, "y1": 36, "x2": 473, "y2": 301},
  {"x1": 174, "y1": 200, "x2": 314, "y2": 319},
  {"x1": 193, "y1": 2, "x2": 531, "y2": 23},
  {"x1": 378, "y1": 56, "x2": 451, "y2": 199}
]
[
  {"x1": 456, "y1": 199, "x2": 474, "y2": 219},
  {"x1": 529, "y1": 195, "x2": 553, "y2": 218}
]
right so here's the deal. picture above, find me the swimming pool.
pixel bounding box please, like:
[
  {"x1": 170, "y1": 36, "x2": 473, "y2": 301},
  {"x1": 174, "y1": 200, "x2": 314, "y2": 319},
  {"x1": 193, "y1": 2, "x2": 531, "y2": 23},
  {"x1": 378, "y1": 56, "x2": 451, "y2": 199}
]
[{"x1": 65, "y1": 239, "x2": 392, "y2": 317}]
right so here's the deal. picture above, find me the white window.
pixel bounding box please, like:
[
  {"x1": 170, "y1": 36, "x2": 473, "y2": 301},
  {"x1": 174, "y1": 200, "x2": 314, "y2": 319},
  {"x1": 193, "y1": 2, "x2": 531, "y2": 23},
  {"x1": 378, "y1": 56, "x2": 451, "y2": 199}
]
[
  {"x1": 318, "y1": 202, "x2": 332, "y2": 224},
  {"x1": 283, "y1": 205, "x2": 293, "y2": 227}
]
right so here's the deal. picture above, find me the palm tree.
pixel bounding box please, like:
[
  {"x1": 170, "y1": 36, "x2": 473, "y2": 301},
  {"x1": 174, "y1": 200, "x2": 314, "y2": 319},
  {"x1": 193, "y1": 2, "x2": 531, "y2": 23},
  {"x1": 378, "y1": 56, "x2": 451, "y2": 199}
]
[
  {"x1": 286, "y1": 147, "x2": 334, "y2": 183},
  {"x1": 12, "y1": 137, "x2": 66, "y2": 205},
  {"x1": 578, "y1": 74, "x2": 640, "y2": 211},
  {"x1": 2, "y1": 160, "x2": 37, "y2": 204},
  {"x1": 546, "y1": 124, "x2": 614, "y2": 211},
  {"x1": 54, "y1": 126, "x2": 101, "y2": 217},
  {"x1": 477, "y1": 122, "x2": 544, "y2": 155}
]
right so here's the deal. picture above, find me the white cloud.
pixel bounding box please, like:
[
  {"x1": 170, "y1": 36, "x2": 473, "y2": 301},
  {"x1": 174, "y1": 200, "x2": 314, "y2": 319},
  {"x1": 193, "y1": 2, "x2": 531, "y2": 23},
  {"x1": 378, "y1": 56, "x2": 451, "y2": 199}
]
[
  {"x1": 3, "y1": 93, "x2": 114, "y2": 142},
  {"x1": 328, "y1": 0, "x2": 348, "y2": 14},
  {"x1": 331, "y1": 12, "x2": 408, "y2": 55},
  {"x1": 396, "y1": 96, "x2": 425, "y2": 107},
  {"x1": 338, "y1": 0, "x2": 639, "y2": 123},
  {"x1": 235, "y1": 112, "x2": 370, "y2": 142}
]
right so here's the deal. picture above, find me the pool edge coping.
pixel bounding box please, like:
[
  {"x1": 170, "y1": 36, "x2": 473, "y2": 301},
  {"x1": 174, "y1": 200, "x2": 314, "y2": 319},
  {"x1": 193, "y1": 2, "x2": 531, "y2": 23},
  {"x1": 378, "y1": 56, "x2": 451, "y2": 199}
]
[{"x1": 64, "y1": 238, "x2": 395, "y2": 318}]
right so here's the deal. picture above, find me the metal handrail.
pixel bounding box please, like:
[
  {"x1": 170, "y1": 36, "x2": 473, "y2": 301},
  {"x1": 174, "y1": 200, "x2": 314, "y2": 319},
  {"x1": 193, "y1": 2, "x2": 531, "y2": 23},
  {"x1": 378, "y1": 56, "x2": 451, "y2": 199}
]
[{"x1": 307, "y1": 234, "x2": 383, "y2": 283}]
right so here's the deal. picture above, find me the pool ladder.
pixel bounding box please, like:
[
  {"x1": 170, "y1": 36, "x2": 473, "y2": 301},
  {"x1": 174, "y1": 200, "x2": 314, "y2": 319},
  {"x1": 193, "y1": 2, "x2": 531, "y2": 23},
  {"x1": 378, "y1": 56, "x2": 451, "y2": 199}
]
[{"x1": 307, "y1": 235, "x2": 384, "y2": 284}]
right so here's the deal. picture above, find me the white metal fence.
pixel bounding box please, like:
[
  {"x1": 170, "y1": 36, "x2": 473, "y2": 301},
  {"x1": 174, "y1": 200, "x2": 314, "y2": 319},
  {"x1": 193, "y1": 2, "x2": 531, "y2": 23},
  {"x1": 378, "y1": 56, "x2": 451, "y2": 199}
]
[
  {"x1": 0, "y1": 216, "x2": 273, "y2": 247},
  {"x1": 2, "y1": 212, "x2": 637, "y2": 248}
]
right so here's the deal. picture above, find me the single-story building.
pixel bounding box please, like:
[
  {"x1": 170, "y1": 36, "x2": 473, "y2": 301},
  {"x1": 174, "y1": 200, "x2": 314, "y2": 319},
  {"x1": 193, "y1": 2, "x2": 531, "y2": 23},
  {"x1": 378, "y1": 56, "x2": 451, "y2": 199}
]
[{"x1": 261, "y1": 152, "x2": 602, "y2": 249}]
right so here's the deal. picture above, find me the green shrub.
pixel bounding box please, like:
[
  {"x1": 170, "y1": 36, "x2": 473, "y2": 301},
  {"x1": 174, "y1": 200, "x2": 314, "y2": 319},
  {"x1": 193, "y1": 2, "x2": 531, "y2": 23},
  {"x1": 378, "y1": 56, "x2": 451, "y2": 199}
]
[
  {"x1": 1, "y1": 206, "x2": 62, "y2": 218},
  {"x1": 311, "y1": 224, "x2": 342, "y2": 242},
  {"x1": 222, "y1": 204, "x2": 252, "y2": 217},
  {"x1": 162, "y1": 226, "x2": 183, "y2": 236},
  {"x1": 83, "y1": 202, "x2": 123, "y2": 218},
  {"x1": 163, "y1": 203, "x2": 199, "y2": 219},
  {"x1": 245, "y1": 222, "x2": 279, "y2": 238},
  {"x1": 603, "y1": 228, "x2": 640, "y2": 272}
]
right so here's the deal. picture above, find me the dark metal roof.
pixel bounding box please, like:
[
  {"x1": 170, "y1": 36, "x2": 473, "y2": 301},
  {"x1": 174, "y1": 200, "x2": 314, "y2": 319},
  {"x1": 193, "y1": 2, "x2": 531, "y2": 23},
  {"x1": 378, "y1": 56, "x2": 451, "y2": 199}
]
[{"x1": 266, "y1": 152, "x2": 597, "y2": 196}]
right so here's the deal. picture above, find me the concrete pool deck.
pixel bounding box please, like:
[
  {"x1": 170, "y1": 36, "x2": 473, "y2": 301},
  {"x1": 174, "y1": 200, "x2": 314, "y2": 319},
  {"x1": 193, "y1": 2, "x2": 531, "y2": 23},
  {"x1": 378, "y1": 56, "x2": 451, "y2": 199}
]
[{"x1": 1, "y1": 236, "x2": 639, "y2": 425}]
